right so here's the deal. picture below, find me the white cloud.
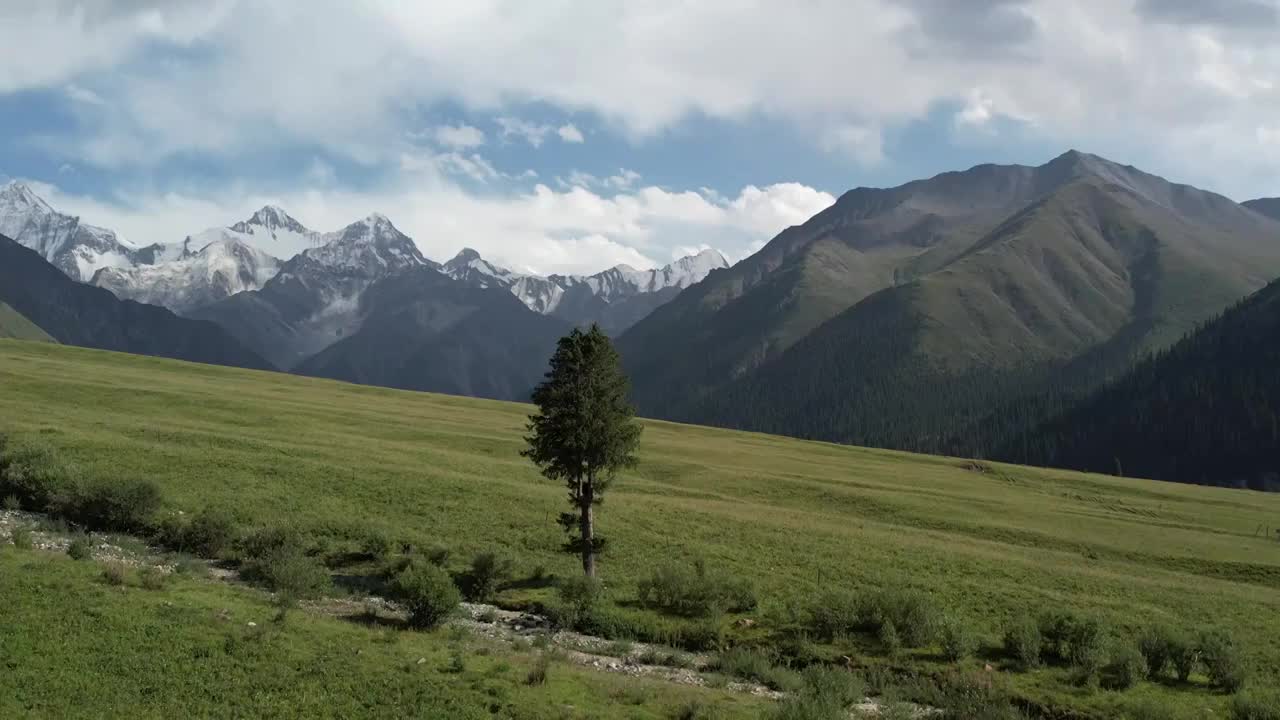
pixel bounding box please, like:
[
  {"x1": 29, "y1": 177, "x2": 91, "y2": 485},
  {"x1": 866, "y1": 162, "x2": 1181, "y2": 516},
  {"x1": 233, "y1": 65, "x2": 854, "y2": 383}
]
[
  {"x1": 25, "y1": 171, "x2": 834, "y2": 276},
  {"x1": 820, "y1": 123, "x2": 884, "y2": 165},
  {"x1": 431, "y1": 124, "x2": 486, "y2": 149},
  {"x1": 496, "y1": 117, "x2": 553, "y2": 147},
  {"x1": 65, "y1": 83, "x2": 105, "y2": 106},
  {"x1": 557, "y1": 123, "x2": 585, "y2": 143},
  {"x1": 560, "y1": 168, "x2": 642, "y2": 191},
  {"x1": 7, "y1": 2, "x2": 1280, "y2": 196}
]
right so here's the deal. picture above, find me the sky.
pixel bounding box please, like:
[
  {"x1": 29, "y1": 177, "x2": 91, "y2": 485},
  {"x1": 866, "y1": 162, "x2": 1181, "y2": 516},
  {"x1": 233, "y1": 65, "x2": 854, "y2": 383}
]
[{"x1": 1, "y1": 0, "x2": 1279, "y2": 274}]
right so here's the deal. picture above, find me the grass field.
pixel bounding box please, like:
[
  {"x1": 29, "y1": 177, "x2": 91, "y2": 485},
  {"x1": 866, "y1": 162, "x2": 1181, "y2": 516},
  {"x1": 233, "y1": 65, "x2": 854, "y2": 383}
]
[
  {"x1": 2, "y1": 338, "x2": 1280, "y2": 717},
  {"x1": 0, "y1": 302, "x2": 53, "y2": 342}
]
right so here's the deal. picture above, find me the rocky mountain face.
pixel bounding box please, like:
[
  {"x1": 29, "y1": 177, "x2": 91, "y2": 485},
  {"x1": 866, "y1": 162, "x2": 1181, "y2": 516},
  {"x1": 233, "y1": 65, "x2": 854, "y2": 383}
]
[
  {"x1": 0, "y1": 181, "x2": 169, "y2": 281},
  {"x1": 0, "y1": 234, "x2": 271, "y2": 370},
  {"x1": 442, "y1": 247, "x2": 730, "y2": 333},
  {"x1": 619, "y1": 151, "x2": 1280, "y2": 462},
  {"x1": 91, "y1": 238, "x2": 282, "y2": 314},
  {"x1": 189, "y1": 214, "x2": 436, "y2": 369},
  {"x1": 295, "y1": 266, "x2": 571, "y2": 401}
]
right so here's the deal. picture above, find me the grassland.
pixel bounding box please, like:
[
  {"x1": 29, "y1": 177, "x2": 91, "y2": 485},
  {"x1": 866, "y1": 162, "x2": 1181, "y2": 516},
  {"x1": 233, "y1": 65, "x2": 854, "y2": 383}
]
[
  {"x1": 2, "y1": 338, "x2": 1280, "y2": 717},
  {"x1": 0, "y1": 302, "x2": 53, "y2": 342}
]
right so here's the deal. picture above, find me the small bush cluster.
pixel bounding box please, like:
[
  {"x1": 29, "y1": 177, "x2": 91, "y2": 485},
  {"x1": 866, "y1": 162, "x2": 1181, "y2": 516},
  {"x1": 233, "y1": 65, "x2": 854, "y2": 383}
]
[
  {"x1": 67, "y1": 534, "x2": 93, "y2": 560},
  {"x1": 636, "y1": 559, "x2": 757, "y2": 618},
  {"x1": 462, "y1": 551, "x2": 513, "y2": 602},
  {"x1": 1002, "y1": 615, "x2": 1041, "y2": 668},
  {"x1": 393, "y1": 562, "x2": 460, "y2": 629},
  {"x1": 1200, "y1": 629, "x2": 1248, "y2": 692},
  {"x1": 806, "y1": 587, "x2": 940, "y2": 650},
  {"x1": 156, "y1": 507, "x2": 238, "y2": 557},
  {"x1": 709, "y1": 648, "x2": 801, "y2": 692},
  {"x1": 9, "y1": 525, "x2": 34, "y2": 550},
  {"x1": 768, "y1": 666, "x2": 866, "y2": 720},
  {"x1": 1230, "y1": 692, "x2": 1280, "y2": 720},
  {"x1": 239, "y1": 526, "x2": 330, "y2": 607}
]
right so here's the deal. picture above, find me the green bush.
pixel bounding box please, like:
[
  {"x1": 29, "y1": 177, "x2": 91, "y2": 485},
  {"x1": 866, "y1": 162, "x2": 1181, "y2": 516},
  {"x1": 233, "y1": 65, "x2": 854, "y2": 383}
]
[
  {"x1": 182, "y1": 507, "x2": 238, "y2": 557},
  {"x1": 393, "y1": 562, "x2": 460, "y2": 629},
  {"x1": 9, "y1": 526, "x2": 33, "y2": 550},
  {"x1": 549, "y1": 575, "x2": 604, "y2": 629},
  {"x1": 1037, "y1": 610, "x2": 1074, "y2": 662},
  {"x1": 859, "y1": 588, "x2": 941, "y2": 648},
  {"x1": 264, "y1": 550, "x2": 331, "y2": 607},
  {"x1": 878, "y1": 620, "x2": 903, "y2": 657},
  {"x1": 67, "y1": 478, "x2": 162, "y2": 533},
  {"x1": 2, "y1": 493, "x2": 19, "y2": 511},
  {"x1": 806, "y1": 589, "x2": 862, "y2": 641},
  {"x1": 636, "y1": 559, "x2": 757, "y2": 618},
  {"x1": 710, "y1": 648, "x2": 801, "y2": 692},
  {"x1": 1200, "y1": 629, "x2": 1248, "y2": 692},
  {"x1": 1003, "y1": 616, "x2": 1042, "y2": 669},
  {"x1": 939, "y1": 614, "x2": 978, "y2": 662},
  {"x1": 462, "y1": 551, "x2": 513, "y2": 602},
  {"x1": 101, "y1": 562, "x2": 128, "y2": 586},
  {"x1": 1138, "y1": 625, "x2": 1175, "y2": 678},
  {"x1": 1230, "y1": 692, "x2": 1280, "y2": 720},
  {"x1": 0, "y1": 438, "x2": 80, "y2": 511},
  {"x1": 139, "y1": 566, "x2": 167, "y2": 590},
  {"x1": 360, "y1": 531, "x2": 394, "y2": 559},
  {"x1": 1104, "y1": 638, "x2": 1147, "y2": 691},
  {"x1": 525, "y1": 653, "x2": 551, "y2": 686},
  {"x1": 1168, "y1": 632, "x2": 1198, "y2": 682},
  {"x1": 67, "y1": 534, "x2": 93, "y2": 560},
  {"x1": 426, "y1": 545, "x2": 451, "y2": 567}
]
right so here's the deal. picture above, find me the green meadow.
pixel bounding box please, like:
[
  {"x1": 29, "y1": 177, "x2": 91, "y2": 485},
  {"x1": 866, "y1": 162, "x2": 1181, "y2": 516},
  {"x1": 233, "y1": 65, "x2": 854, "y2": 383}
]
[{"x1": 2, "y1": 338, "x2": 1279, "y2": 718}]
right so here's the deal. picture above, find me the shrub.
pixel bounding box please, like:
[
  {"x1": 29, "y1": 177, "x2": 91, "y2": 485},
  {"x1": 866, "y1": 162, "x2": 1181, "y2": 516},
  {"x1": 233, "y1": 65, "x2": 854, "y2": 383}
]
[
  {"x1": 139, "y1": 566, "x2": 167, "y2": 590},
  {"x1": 710, "y1": 648, "x2": 802, "y2": 692},
  {"x1": 636, "y1": 560, "x2": 757, "y2": 617},
  {"x1": 1230, "y1": 692, "x2": 1280, "y2": 720},
  {"x1": 394, "y1": 562, "x2": 460, "y2": 629},
  {"x1": 1138, "y1": 625, "x2": 1175, "y2": 678},
  {"x1": 426, "y1": 545, "x2": 451, "y2": 567},
  {"x1": 9, "y1": 526, "x2": 33, "y2": 550},
  {"x1": 549, "y1": 575, "x2": 604, "y2": 629},
  {"x1": 1168, "y1": 632, "x2": 1198, "y2": 683},
  {"x1": 2, "y1": 494, "x2": 19, "y2": 511},
  {"x1": 360, "y1": 531, "x2": 394, "y2": 559},
  {"x1": 525, "y1": 653, "x2": 551, "y2": 686},
  {"x1": 1200, "y1": 629, "x2": 1248, "y2": 692},
  {"x1": 1104, "y1": 637, "x2": 1147, "y2": 691},
  {"x1": 1003, "y1": 616, "x2": 1042, "y2": 669},
  {"x1": 181, "y1": 507, "x2": 238, "y2": 557},
  {"x1": 671, "y1": 700, "x2": 728, "y2": 720},
  {"x1": 68, "y1": 478, "x2": 162, "y2": 533},
  {"x1": 240, "y1": 525, "x2": 305, "y2": 560},
  {"x1": 859, "y1": 589, "x2": 941, "y2": 648},
  {"x1": 0, "y1": 439, "x2": 80, "y2": 511},
  {"x1": 1038, "y1": 610, "x2": 1075, "y2": 662},
  {"x1": 801, "y1": 665, "x2": 866, "y2": 706},
  {"x1": 101, "y1": 562, "x2": 128, "y2": 586},
  {"x1": 463, "y1": 551, "x2": 513, "y2": 602},
  {"x1": 878, "y1": 620, "x2": 903, "y2": 657},
  {"x1": 939, "y1": 614, "x2": 978, "y2": 662},
  {"x1": 67, "y1": 534, "x2": 93, "y2": 560},
  {"x1": 264, "y1": 550, "x2": 331, "y2": 607},
  {"x1": 806, "y1": 590, "x2": 862, "y2": 641}
]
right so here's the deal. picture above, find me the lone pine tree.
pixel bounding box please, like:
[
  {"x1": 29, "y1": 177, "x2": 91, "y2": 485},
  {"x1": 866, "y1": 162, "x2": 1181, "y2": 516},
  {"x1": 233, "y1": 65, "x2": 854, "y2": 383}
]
[{"x1": 523, "y1": 325, "x2": 642, "y2": 577}]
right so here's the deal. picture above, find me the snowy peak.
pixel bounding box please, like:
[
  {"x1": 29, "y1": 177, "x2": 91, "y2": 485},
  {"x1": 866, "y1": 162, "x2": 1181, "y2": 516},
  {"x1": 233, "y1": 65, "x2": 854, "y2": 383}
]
[
  {"x1": 0, "y1": 181, "x2": 143, "y2": 281},
  {"x1": 0, "y1": 181, "x2": 54, "y2": 215},
  {"x1": 231, "y1": 205, "x2": 310, "y2": 235},
  {"x1": 92, "y1": 237, "x2": 282, "y2": 313}
]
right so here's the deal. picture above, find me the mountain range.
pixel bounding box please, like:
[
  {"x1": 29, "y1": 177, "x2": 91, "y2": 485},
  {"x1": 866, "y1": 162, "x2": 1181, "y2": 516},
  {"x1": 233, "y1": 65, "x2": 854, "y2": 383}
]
[
  {"x1": 0, "y1": 181, "x2": 725, "y2": 401},
  {"x1": 617, "y1": 150, "x2": 1280, "y2": 467}
]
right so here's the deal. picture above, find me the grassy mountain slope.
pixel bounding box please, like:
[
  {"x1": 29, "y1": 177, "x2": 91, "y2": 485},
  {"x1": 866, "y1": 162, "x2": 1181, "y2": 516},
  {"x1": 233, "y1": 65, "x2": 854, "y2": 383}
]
[
  {"x1": 0, "y1": 302, "x2": 54, "y2": 342},
  {"x1": 2, "y1": 339, "x2": 1279, "y2": 717},
  {"x1": 1244, "y1": 197, "x2": 1280, "y2": 221},
  {"x1": 624, "y1": 152, "x2": 1280, "y2": 461},
  {"x1": 999, "y1": 276, "x2": 1280, "y2": 489},
  {"x1": 0, "y1": 235, "x2": 272, "y2": 371},
  {"x1": 295, "y1": 267, "x2": 570, "y2": 401}
]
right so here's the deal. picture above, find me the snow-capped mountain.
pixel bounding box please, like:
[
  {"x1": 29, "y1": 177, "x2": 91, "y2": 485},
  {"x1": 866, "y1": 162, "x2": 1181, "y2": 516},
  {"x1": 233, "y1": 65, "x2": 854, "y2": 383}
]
[
  {"x1": 174, "y1": 205, "x2": 322, "y2": 264},
  {"x1": 0, "y1": 180, "x2": 165, "y2": 281},
  {"x1": 92, "y1": 239, "x2": 282, "y2": 313},
  {"x1": 441, "y1": 247, "x2": 731, "y2": 329},
  {"x1": 191, "y1": 213, "x2": 435, "y2": 369}
]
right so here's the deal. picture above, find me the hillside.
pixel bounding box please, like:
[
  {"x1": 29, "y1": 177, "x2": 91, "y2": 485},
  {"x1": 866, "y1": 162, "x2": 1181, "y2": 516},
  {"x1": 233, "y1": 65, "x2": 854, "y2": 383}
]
[
  {"x1": 0, "y1": 235, "x2": 272, "y2": 371},
  {"x1": 295, "y1": 266, "x2": 570, "y2": 400},
  {"x1": 998, "y1": 277, "x2": 1280, "y2": 489},
  {"x1": 1244, "y1": 197, "x2": 1280, "y2": 221},
  {"x1": 0, "y1": 302, "x2": 54, "y2": 342},
  {"x1": 2, "y1": 339, "x2": 1279, "y2": 717},
  {"x1": 621, "y1": 152, "x2": 1280, "y2": 461}
]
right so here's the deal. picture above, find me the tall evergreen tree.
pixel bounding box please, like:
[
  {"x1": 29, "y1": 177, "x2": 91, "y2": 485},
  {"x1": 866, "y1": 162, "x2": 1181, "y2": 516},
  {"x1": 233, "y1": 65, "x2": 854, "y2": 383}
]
[{"x1": 523, "y1": 325, "x2": 642, "y2": 576}]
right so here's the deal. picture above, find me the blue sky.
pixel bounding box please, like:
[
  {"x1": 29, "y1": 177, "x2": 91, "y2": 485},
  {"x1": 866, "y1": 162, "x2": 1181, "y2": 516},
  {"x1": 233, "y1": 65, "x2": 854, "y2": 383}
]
[{"x1": 2, "y1": 1, "x2": 1279, "y2": 274}]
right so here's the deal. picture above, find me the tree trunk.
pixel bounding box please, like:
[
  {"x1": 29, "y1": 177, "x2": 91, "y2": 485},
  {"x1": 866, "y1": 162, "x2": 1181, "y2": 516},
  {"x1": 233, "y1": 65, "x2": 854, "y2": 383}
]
[{"x1": 580, "y1": 479, "x2": 595, "y2": 577}]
